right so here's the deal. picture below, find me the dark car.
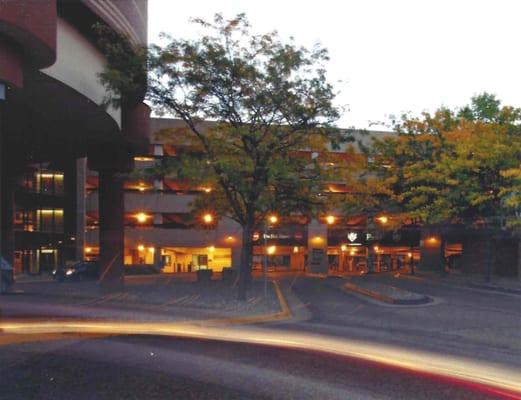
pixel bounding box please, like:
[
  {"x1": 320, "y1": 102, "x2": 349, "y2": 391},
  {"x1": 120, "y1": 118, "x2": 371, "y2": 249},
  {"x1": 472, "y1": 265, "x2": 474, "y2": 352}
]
[
  {"x1": 0, "y1": 256, "x2": 15, "y2": 293},
  {"x1": 53, "y1": 261, "x2": 100, "y2": 282}
]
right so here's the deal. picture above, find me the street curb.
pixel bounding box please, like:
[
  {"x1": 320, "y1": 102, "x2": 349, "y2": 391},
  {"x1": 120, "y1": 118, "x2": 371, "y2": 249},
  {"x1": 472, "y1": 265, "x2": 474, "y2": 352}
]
[
  {"x1": 14, "y1": 280, "x2": 292, "y2": 327},
  {"x1": 344, "y1": 282, "x2": 395, "y2": 303},
  {"x1": 467, "y1": 282, "x2": 521, "y2": 295},
  {"x1": 343, "y1": 283, "x2": 432, "y2": 305},
  {"x1": 201, "y1": 281, "x2": 292, "y2": 326}
]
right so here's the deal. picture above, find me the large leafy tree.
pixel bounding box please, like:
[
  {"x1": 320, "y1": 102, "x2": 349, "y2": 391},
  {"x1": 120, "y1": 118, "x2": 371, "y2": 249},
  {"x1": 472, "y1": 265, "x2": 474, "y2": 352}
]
[
  {"x1": 359, "y1": 94, "x2": 521, "y2": 273},
  {"x1": 145, "y1": 14, "x2": 348, "y2": 299}
]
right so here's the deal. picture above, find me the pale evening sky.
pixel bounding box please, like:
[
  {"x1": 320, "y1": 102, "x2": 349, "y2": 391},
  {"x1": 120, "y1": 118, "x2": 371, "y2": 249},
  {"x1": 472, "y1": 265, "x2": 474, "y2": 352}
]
[{"x1": 148, "y1": 0, "x2": 521, "y2": 130}]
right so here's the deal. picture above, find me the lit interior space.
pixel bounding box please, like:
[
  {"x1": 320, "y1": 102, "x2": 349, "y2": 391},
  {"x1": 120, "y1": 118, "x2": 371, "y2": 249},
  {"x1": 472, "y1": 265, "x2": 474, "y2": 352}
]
[{"x1": 160, "y1": 247, "x2": 232, "y2": 273}]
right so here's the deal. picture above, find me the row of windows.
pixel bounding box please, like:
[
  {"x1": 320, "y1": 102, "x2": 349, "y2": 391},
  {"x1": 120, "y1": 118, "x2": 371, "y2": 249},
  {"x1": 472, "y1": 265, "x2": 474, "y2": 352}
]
[
  {"x1": 21, "y1": 172, "x2": 65, "y2": 195},
  {"x1": 14, "y1": 209, "x2": 64, "y2": 233}
]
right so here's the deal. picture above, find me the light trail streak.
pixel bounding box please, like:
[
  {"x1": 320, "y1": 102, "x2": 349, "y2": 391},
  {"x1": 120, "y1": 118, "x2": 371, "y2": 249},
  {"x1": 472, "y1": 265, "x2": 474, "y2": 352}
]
[{"x1": 1, "y1": 320, "x2": 520, "y2": 396}]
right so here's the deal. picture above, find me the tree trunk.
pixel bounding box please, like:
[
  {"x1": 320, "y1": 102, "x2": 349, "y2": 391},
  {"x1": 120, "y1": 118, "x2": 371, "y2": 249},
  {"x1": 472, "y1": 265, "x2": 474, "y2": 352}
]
[
  {"x1": 439, "y1": 233, "x2": 447, "y2": 277},
  {"x1": 237, "y1": 223, "x2": 253, "y2": 300}
]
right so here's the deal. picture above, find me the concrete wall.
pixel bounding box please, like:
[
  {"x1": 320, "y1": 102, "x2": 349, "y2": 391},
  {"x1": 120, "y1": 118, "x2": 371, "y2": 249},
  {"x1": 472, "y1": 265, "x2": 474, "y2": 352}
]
[
  {"x1": 419, "y1": 230, "x2": 443, "y2": 271},
  {"x1": 307, "y1": 219, "x2": 328, "y2": 273},
  {"x1": 42, "y1": 17, "x2": 120, "y2": 127}
]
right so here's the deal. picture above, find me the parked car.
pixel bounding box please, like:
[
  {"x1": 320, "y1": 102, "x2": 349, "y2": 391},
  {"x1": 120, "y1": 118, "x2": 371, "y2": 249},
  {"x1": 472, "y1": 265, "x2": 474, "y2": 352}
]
[
  {"x1": 53, "y1": 261, "x2": 100, "y2": 282},
  {"x1": 0, "y1": 256, "x2": 15, "y2": 293}
]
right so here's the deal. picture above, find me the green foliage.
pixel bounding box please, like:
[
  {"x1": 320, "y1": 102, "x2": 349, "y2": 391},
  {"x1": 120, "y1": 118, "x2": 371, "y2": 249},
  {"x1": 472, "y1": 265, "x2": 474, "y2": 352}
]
[
  {"x1": 93, "y1": 22, "x2": 148, "y2": 107},
  {"x1": 146, "y1": 14, "x2": 349, "y2": 228},
  {"x1": 362, "y1": 94, "x2": 521, "y2": 229}
]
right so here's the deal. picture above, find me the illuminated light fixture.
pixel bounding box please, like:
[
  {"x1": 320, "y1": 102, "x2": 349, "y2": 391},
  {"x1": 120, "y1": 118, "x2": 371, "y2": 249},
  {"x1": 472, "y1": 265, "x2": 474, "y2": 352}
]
[
  {"x1": 85, "y1": 247, "x2": 92, "y2": 253},
  {"x1": 268, "y1": 215, "x2": 278, "y2": 224},
  {"x1": 350, "y1": 249, "x2": 356, "y2": 256},
  {"x1": 203, "y1": 213, "x2": 213, "y2": 224},
  {"x1": 428, "y1": 236, "x2": 438, "y2": 244},
  {"x1": 138, "y1": 183, "x2": 146, "y2": 192},
  {"x1": 340, "y1": 245, "x2": 347, "y2": 252},
  {"x1": 137, "y1": 244, "x2": 145, "y2": 252},
  {"x1": 37, "y1": 209, "x2": 55, "y2": 214},
  {"x1": 377, "y1": 216, "x2": 388, "y2": 224},
  {"x1": 293, "y1": 246, "x2": 299, "y2": 253},
  {"x1": 267, "y1": 245, "x2": 276, "y2": 255},
  {"x1": 208, "y1": 245, "x2": 215, "y2": 252},
  {"x1": 226, "y1": 236, "x2": 235, "y2": 241},
  {"x1": 373, "y1": 245, "x2": 379, "y2": 252},
  {"x1": 134, "y1": 156, "x2": 155, "y2": 162},
  {"x1": 135, "y1": 212, "x2": 148, "y2": 223},
  {"x1": 203, "y1": 187, "x2": 212, "y2": 193},
  {"x1": 38, "y1": 173, "x2": 63, "y2": 179},
  {"x1": 326, "y1": 215, "x2": 336, "y2": 225},
  {"x1": 313, "y1": 236, "x2": 323, "y2": 243},
  {"x1": 407, "y1": 252, "x2": 413, "y2": 258},
  {"x1": 148, "y1": 247, "x2": 155, "y2": 253}
]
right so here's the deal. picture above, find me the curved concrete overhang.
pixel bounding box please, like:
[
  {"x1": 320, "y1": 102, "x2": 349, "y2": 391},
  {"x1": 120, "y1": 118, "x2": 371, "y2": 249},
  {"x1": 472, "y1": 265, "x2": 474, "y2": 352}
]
[
  {"x1": 41, "y1": 16, "x2": 121, "y2": 128},
  {"x1": 122, "y1": 102, "x2": 151, "y2": 154},
  {"x1": 81, "y1": 0, "x2": 147, "y2": 45},
  {"x1": 0, "y1": 0, "x2": 57, "y2": 70},
  {"x1": 20, "y1": 68, "x2": 121, "y2": 149},
  {"x1": 0, "y1": 36, "x2": 23, "y2": 88}
]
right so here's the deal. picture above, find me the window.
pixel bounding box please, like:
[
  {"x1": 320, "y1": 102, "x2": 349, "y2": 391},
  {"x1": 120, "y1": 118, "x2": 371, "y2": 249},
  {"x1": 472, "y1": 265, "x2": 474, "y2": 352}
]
[
  {"x1": 36, "y1": 209, "x2": 64, "y2": 233},
  {"x1": 33, "y1": 172, "x2": 64, "y2": 195}
]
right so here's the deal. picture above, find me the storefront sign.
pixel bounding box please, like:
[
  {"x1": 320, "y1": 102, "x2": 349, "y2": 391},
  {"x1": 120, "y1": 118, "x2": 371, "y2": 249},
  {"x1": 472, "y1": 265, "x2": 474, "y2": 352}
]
[
  {"x1": 252, "y1": 226, "x2": 308, "y2": 246},
  {"x1": 328, "y1": 228, "x2": 369, "y2": 246},
  {"x1": 347, "y1": 232, "x2": 358, "y2": 242}
]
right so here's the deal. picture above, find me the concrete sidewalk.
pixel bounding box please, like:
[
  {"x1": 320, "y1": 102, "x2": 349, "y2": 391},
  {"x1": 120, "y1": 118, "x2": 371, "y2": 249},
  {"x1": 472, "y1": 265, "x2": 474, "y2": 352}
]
[
  {"x1": 2, "y1": 278, "x2": 287, "y2": 324},
  {"x1": 398, "y1": 270, "x2": 521, "y2": 295},
  {"x1": 13, "y1": 273, "x2": 55, "y2": 284}
]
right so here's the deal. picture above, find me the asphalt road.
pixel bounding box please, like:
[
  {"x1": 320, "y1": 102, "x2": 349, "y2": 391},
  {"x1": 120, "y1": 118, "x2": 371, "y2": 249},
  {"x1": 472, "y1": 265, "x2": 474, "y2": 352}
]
[
  {"x1": 1, "y1": 274, "x2": 520, "y2": 399},
  {"x1": 280, "y1": 275, "x2": 521, "y2": 369},
  {"x1": 0, "y1": 335, "x2": 515, "y2": 400}
]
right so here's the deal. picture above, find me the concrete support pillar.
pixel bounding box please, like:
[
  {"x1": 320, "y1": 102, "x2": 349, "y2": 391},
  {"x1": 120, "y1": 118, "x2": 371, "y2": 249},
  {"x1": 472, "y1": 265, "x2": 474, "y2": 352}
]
[
  {"x1": 0, "y1": 173, "x2": 14, "y2": 266},
  {"x1": 75, "y1": 158, "x2": 87, "y2": 260},
  {"x1": 419, "y1": 229, "x2": 443, "y2": 271},
  {"x1": 307, "y1": 219, "x2": 328, "y2": 273},
  {"x1": 98, "y1": 170, "x2": 125, "y2": 290},
  {"x1": 153, "y1": 246, "x2": 161, "y2": 268},
  {"x1": 0, "y1": 98, "x2": 4, "y2": 261},
  {"x1": 0, "y1": 109, "x2": 14, "y2": 266}
]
